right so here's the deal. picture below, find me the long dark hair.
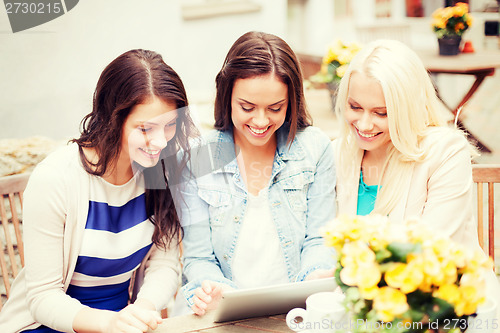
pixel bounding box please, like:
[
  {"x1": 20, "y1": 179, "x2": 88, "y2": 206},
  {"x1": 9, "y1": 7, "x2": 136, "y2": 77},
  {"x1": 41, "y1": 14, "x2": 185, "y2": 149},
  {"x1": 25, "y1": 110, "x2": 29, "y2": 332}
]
[
  {"x1": 214, "y1": 31, "x2": 312, "y2": 144},
  {"x1": 72, "y1": 49, "x2": 198, "y2": 248}
]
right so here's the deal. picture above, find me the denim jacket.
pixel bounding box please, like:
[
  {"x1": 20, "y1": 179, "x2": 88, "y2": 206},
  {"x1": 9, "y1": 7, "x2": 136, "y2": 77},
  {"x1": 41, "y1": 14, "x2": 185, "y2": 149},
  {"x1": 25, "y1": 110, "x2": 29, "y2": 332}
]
[{"x1": 179, "y1": 125, "x2": 336, "y2": 307}]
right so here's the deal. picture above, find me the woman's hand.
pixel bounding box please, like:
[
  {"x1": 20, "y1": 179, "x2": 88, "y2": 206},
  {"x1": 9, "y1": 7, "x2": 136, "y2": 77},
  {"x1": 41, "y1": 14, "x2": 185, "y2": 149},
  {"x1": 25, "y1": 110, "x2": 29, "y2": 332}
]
[
  {"x1": 104, "y1": 303, "x2": 162, "y2": 332},
  {"x1": 191, "y1": 280, "x2": 233, "y2": 316},
  {"x1": 74, "y1": 301, "x2": 162, "y2": 333},
  {"x1": 304, "y1": 268, "x2": 335, "y2": 281}
]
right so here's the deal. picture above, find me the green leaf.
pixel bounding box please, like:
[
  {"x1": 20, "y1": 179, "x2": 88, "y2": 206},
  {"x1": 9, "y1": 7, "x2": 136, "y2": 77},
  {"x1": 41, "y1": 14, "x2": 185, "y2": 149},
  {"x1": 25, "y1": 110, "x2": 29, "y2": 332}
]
[
  {"x1": 385, "y1": 242, "x2": 421, "y2": 263},
  {"x1": 375, "y1": 248, "x2": 392, "y2": 263},
  {"x1": 426, "y1": 298, "x2": 456, "y2": 323},
  {"x1": 335, "y1": 263, "x2": 350, "y2": 292}
]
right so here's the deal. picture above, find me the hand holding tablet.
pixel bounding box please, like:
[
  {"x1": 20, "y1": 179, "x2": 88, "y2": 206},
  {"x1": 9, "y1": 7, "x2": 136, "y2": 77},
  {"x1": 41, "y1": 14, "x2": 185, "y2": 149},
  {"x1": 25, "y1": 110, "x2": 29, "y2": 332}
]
[{"x1": 212, "y1": 277, "x2": 337, "y2": 323}]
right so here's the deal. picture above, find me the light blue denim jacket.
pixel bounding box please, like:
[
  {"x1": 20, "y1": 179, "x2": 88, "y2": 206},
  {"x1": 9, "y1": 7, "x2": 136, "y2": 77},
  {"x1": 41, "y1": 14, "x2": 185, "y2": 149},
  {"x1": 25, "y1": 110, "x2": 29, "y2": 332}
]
[{"x1": 179, "y1": 125, "x2": 336, "y2": 307}]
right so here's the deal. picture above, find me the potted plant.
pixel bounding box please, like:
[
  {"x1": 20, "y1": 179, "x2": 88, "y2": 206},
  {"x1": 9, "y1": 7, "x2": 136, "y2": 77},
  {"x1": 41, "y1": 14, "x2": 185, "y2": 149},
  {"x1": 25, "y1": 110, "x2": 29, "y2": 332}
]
[
  {"x1": 431, "y1": 2, "x2": 473, "y2": 56},
  {"x1": 310, "y1": 40, "x2": 362, "y2": 110}
]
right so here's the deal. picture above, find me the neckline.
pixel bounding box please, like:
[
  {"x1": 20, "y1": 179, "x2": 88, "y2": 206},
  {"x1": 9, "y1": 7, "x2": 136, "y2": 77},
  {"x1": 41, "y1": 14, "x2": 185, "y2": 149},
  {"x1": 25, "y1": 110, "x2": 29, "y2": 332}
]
[
  {"x1": 248, "y1": 187, "x2": 269, "y2": 199},
  {"x1": 97, "y1": 171, "x2": 142, "y2": 189},
  {"x1": 360, "y1": 170, "x2": 379, "y2": 189}
]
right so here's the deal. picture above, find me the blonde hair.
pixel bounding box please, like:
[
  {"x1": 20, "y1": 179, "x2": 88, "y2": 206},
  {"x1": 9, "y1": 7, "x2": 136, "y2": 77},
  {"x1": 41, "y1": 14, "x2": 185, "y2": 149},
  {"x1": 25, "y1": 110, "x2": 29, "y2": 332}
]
[{"x1": 335, "y1": 39, "x2": 471, "y2": 215}]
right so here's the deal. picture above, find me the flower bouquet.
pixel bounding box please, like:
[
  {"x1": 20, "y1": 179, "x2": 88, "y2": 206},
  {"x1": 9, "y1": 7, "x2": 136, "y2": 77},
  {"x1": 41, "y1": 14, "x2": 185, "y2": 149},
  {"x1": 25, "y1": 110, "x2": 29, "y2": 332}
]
[{"x1": 321, "y1": 215, "x2": 494, "y2": 332}]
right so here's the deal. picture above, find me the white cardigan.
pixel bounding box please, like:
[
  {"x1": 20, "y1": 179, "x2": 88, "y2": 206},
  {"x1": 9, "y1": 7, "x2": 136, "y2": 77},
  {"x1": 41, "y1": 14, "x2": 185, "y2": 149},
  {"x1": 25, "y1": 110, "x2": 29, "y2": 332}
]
[{"x1": 0, "y1": 144, "x2": 180, "y2": 333}]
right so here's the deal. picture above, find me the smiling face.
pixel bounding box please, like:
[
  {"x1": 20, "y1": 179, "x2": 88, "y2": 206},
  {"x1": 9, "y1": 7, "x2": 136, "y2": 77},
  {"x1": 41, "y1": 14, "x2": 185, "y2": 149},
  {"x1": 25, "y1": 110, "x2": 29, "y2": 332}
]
[
  {"x1": 121, "y1": 96, "x2": 178, "y2": 168},
  {"x1": 230, "y1": 74, "x2": 288, "y2": 150},
  {"x1": 344, "y1": 72, "x2": 391, "y2": 157}
]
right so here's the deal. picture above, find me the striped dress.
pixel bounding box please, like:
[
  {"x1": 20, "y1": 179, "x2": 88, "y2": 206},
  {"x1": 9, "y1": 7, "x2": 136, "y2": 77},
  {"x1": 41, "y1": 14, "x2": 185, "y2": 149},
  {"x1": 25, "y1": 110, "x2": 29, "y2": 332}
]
[{"x1": 23, "y1": 173, "x2": 154, "y2": 333}]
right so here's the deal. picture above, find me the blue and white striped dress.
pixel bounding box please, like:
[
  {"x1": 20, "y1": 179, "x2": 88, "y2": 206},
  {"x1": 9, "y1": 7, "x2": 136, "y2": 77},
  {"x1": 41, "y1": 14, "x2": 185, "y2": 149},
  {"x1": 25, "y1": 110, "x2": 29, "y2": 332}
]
[{"x1": 24, "y1": 173, "x2": 154, "y2": 333}]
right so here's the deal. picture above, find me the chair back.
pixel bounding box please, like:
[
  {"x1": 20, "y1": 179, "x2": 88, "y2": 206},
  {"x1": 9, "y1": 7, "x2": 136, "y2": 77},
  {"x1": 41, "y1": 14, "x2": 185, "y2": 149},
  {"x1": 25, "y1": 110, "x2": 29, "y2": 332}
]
[
  {"x1": 472, "y1": 164, "x2": 500, "y2": 263},
  {"x1": 0, "y1": 173, "x2": 30, "y2": 310}
]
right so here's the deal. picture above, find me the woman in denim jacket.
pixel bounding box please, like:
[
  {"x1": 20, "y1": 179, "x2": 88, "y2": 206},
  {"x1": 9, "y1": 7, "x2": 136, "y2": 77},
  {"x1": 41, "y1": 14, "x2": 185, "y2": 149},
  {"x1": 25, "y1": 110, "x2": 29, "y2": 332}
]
[{"x1": 178, "y1": 31, "x2": 336, "y2": 315}]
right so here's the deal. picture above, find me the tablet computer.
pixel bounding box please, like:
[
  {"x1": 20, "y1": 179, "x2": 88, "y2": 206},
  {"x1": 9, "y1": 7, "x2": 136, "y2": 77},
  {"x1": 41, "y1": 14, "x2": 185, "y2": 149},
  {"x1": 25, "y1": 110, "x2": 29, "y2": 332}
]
[{"x1": 213, "y1": 277, "x2": 337, "y2": 323}]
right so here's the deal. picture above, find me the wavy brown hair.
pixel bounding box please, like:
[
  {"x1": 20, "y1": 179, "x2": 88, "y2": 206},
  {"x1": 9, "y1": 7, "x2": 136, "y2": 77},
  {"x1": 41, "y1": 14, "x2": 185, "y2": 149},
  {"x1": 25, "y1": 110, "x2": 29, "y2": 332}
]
[
  {"x1": 214, "y1": 31, "x2": 312, "y2": 144},
  {"x1": 72, "y1": 49, "x2": 198, "y2": 249}
]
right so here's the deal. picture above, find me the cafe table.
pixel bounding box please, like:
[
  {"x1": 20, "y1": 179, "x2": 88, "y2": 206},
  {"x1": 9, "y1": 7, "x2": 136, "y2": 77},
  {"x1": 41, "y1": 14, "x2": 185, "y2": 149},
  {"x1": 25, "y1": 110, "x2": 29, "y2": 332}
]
[
  {"x1": 149, "y1": 311, "x2": 293, "y2": 333},
  {"x1": 416, "y1": 49, "x2": 500, "y2": 152}
]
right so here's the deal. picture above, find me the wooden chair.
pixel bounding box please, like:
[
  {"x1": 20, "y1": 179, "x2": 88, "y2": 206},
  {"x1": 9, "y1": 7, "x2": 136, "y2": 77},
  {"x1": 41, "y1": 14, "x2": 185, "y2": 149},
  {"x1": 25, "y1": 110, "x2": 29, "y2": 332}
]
[
  {"x1": 472, "y1": 164, "x2": 500, "y2": 263},
  {"x1": 0, "y1": 173, "x2": 30, "y2": 310}
]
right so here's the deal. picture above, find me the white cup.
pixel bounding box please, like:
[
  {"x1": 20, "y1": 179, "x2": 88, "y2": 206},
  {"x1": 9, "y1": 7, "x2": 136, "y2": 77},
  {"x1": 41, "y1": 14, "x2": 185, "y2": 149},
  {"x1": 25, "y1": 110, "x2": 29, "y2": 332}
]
[
  {"x1": 286, "y1": 291, "x2": 346, "y2": 333},
  {"x1": 466, "y1": 297, "x2": 498, "y2": 333}
]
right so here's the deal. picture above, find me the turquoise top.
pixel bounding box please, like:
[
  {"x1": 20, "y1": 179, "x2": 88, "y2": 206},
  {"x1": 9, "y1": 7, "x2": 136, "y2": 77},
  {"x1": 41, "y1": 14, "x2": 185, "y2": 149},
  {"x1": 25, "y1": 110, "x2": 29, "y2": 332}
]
[{"x1": 357, "y1": 170, "x2": 379, "y2": 216}]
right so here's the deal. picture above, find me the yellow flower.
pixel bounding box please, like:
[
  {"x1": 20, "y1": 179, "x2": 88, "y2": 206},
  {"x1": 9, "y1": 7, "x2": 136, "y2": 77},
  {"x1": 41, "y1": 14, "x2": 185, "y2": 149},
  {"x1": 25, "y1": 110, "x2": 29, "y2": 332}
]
[
  {"x1": 357, "y1": 262, "x2": 381, "y2": 289},
  {"x1": 429, "y1": 237, "x2": 452, "y2": 255},
  {"x1": 447, "y1": 272, "x2": 486, "y2": 316},
  {"x1": 419, "y1": 275, "x2": 434, "y2": 293},
  {"x1": 466, "y1": 251, "x2": 494, "y2": 273},
  {"x1": 385, "y1": 263, "x2": 406, "y2": 287},
  {"x1": 441, "y1": 260, "x2": 458, "y2": 285},
  {"x1": 460, "y1": 272, "x2": 486, "y2": 292},
  {"x1": 443, "y1": 7, "x2": 453, "y2": 20},
  {"x1": 418, "y1": 248, "x2": 448, "y2": 286},
  {"x1": 433, "y1": 18, "x2": 446, "y2": 30},
  {"x1": 432, "y1": 8, "x2": 441, "y2": 19},
  {"x1": 341, "y1": 241, "x2": 368, "y2": 263},
  {"x1": 359, "y1": 284, "x2": 379, "y2": 300},
  {"x1": 467, "y1": 15, "x2": 473, "y2": 26},
  {"x1": 336, "y1": 64, "x2": 348, "y2": 79},
  {"x1": 340, "y1": 265, "x2": 359, "y2": 286},
  {"x1": 339, "y1": 241, "x2": 381, "y2": 289},
  {"x1": 321, "y1": 227, "x2": 344, "y2": 253},
  {"x1": 455, "y1": 22, "x2": 465, "y2": 32},
  {"x1": 323, "y1": 39, "x2": 343, "y2": 65},
  {"x1": 337, "y1": 49, "x2": 352, "y2": 65},
  {"x1": 385, "y1": 262, "x2": 423, "y2": 294},
  {"x1": 452, "y1": 7, "x2": 463, "y2": 17},
  {"x1": 373, "y1": 287, "x2": 409, "y2": 322},
  {"x1": 455, "y1": 285, "x2": 484, "y2": 316},
  {"x1": 455, "y1": 2, "x2": 469, "y2": 16},
  {"x1": 448, "y1": 245, "x2": 468, "y2": 269},
  {"x1": 343, "y1": 216, "x2": 366, "y2": 241},
  {"x1": 433, "y1": 284, "x2": 461, "y2": 305}
]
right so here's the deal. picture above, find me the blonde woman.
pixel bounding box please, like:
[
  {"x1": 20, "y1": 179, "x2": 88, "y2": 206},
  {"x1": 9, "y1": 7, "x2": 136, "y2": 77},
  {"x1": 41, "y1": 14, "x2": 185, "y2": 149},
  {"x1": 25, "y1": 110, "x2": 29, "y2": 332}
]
[{"x1": 333, "y1": 39, "x2": 499, "y2": 316}]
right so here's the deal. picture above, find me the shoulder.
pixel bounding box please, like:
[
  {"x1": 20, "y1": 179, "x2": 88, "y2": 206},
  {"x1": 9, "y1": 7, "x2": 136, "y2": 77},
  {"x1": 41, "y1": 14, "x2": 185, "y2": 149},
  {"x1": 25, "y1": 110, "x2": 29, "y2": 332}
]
[
  {"x1": 201, "y1": 129, "x2": 231, "y2": 144},
  {"x1": 421, "y1": 127, "x2": 470, "y2": 157},
  {"x1": 294, "y1": 126, "x2": 332, "y2": 150},
  {"x1": 32, "y1": 143, "x2": 82, "y2": 176},
  {"x1": 28, "y1": 143, "x2": 84, "y2": 190},
  {"x1": 296, "y1": 126, "x2": 331, "y2": 141},
  {"x1": 288, "y1": 126, "x2": 334, "y2": 163},
  {"x1": 23, "y1": 143, "x2": 84, "y2": 208},
  {"x1": 416, "y1": 127, "x2": 473, "y2": 177}
]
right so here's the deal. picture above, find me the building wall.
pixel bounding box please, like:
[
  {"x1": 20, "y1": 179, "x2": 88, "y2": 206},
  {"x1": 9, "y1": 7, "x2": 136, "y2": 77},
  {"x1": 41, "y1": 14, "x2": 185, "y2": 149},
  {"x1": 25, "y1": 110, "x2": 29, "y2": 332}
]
[{"x1": 0, "y1": 0, "x2": 287, "y2": 140}]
